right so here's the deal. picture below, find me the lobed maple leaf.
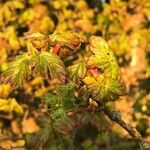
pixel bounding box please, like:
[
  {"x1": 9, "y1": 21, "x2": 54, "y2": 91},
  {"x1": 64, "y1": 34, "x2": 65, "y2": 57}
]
[
  {"x1": 83, "y1": 36, "x2": 126, "y2": 101},
  {"x1": 67, "y1": 62, "x2": 86, "y2": 82},
  {"x1": 3, "y1": 54, "x2": 31, "y2": 86}
]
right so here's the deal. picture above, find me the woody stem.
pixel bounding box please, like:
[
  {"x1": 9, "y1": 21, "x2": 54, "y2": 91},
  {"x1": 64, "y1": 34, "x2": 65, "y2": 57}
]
[{"x1": 102, "y1": 105, "x2": 150, "y2": 150}]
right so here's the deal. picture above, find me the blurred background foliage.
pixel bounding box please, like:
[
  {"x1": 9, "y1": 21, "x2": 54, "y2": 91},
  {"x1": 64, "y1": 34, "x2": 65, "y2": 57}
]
[{"x1": 0, "y1": 0, "x2": 150, "y2": 149}]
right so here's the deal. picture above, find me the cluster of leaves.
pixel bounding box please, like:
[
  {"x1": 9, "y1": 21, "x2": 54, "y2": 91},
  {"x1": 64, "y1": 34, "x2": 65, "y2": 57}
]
[
  {"x1": 0, "y1": 0, "x2": 150, "y2": 149},
  {"x1": 1, "y1": 31, "x2": 128, "y2": 149},
  {"x1": 2, "y1": 32, "x2": 85, "y2": 86}
]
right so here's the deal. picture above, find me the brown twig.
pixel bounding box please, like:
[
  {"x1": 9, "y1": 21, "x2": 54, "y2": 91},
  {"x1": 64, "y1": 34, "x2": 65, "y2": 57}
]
[{"x1": 102, "y1": 105, "x2": 150, "y2": 150}]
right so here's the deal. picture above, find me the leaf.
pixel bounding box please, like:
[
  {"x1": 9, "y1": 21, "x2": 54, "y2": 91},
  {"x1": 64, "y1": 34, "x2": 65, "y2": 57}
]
[
  {"x1": 44, "y1": 83, "x2": 76, "y2": 113},
  {"x1": 44, "y1": 83, "x2": 86, "y2": 119},
  {"x1": 49, "y1": 32, "x2": 84, "y2": 49},
  {"x1": 58, "y1": 83, "x2": 77, "y2": 110},
  {"x1": 49, "y1": 32, "x2": 84, "y2": 56},
  {"x1": 3, "y1": 54, "x2": 31, "y2": 86},
  {"x1": 0, "y1": 98, "x2": 23, "y2": 115},
  {"x1": 85, "y1": 76, "x2": 126, "y2": 101},
  {"x1": 89, "y1": 36, "x2": 111, "y2": 55},
  {"x1": 44, "y1": 92, "x2": 61, "y2": 108},
  {"x1": 11, "y1": 120, "x2": 21, "y2": 135},
  {"x1": 84, "y1": 36, "x2": 126, "y2": 101},
  {"x1": 67, "y1": 62, "x2": 86, "y2": 82},
  {"x1": 33, "y1": 52, "x2": 66, "y2": 81},
  {"x1": 25, "y1": 32, "x2": 49, "y2": 51},
  {"x1": 87, "y1": 36, "x2": 122, "y2": 80}
]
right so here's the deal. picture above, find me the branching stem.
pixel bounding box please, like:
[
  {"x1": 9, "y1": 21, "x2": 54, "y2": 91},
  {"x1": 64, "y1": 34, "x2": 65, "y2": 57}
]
[{"x1": 102, "y1": 105, "x2": 150, "y2": 150}]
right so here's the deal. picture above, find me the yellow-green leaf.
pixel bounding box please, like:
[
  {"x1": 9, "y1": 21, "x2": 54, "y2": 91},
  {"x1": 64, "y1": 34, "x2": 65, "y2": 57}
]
[{"x1": 68, "y1": 62, "x2": 86, "y2": 82}]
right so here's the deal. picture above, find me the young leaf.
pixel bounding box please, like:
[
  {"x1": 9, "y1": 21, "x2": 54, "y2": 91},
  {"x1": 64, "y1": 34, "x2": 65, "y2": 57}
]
[
  {"x1": 25, "y1": 32, "x2": 49, "y2": 51},
  {"x1": 49, "y1": 32, "x2": 84, "y2": 56},
  {"x1": 88, "y1": 36, "x2": 120, "y2": 79},
  {"x1": 67, "y1": 62, "x2": 86, "y2": 82},
  {"x1": 3, "y1": 54, "x2": 31, "y2": 86},
  {"x1": 44, "y1": 83, "x2": 86, "y2": 119},
  {"x1": 32, "y1": 52, "x2": 66, "y2": 81},
  {"x1": 49, "y1": 32, "x2": 84, "y2": 49},
  {"x1": 84, "y1": 36, "x2": 126, "y2": 101},
  {"x1": 84, "y1": 76, "x2": 126, "y2": 101}
]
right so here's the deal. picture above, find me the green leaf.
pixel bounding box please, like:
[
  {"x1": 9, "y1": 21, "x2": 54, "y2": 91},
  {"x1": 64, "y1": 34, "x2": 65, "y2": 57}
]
[
  {"x1": 44, "y1": 83, "x2": 86, "y2": 120},
  {"x1": 84, "y1": 36, "x2": 126, "y2": 101},
  {"x1": 58, "y1": 83, "x2": 77, "y2": 110},
  {"x1": 44, "y1": 93, "x2": 61, "y2": 108},
  {"x1": 33, "y1": 52, "x2": 66, "y2": 80},
  {"x1": 67, "y1": 62, "x2": 86, "y2": 82},
  {"x1": 44, "y1": 83, "x2": 76, "y2": 113},
  {"x1": 87, "y1": 76, "x2": 126, "y2": 101},
  {"x1": 3, "y1": 54, "x2": 31, "y2": 86},
  {"x1": 88, "y1": 36, "x2": 120, "y2": 79}
]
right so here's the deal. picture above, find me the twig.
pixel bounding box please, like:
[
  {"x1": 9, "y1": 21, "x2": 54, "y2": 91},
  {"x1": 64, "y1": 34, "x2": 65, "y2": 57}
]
[{"x1": 102, "y1": 105, "x2": 150, "y2": 150}]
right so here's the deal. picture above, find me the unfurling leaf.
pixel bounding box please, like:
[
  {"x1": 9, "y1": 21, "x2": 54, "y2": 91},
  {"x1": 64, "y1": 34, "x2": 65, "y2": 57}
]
[
  {"x1": 3, "y1": 54, "x2": 31, "y2": 86},
  {"x1": 25, "y1": 32, "x2": 49, "y2": 52},
  {"x1": 67, "y1": 62, "x2": 86, "y2": 82},
  {"x1": 0, "y1": 98, "x2": 23, "y2": 115},
  {"x1": 89, "y1": 36, "x2": 111, "y2": 55},
  {"x1": 33, "y1": 52, "x2": 66, "y2": 81},
  {"x1": 49, "y1": 32, "x2": 84, "y2": 57},
  {"x1": 84, "y1": 36, "x2": 126, "y2": 101},
  {"x1": 44, "y1": 83, "x2": 76, "y2": 114},
  {"x1": 84, "y1": 76, "x2": 126, "y2": 101}
]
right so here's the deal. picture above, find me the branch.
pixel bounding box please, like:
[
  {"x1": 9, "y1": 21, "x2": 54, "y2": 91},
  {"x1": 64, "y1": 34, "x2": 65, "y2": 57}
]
[{"x1": 102, "y1": 105, "x2": 150, "y2": 150}]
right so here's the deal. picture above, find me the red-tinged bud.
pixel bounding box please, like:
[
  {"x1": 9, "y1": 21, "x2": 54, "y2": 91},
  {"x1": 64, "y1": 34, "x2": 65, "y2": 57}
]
[
  {"x1": 52, "y1": 43, "x2": 61, "y2": 54},
  {"x1": 88, "y1": 67, "x2": 99, "y2": 78}
]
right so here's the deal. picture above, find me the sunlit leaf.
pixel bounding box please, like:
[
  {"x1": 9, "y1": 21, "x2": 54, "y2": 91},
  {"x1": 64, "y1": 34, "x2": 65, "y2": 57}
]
[
  {"x1": 49, "y1": 32, "x2": 84, "y2": 49},
  {"x1": 44, "y1": 83, "x2": 86, "y2": 118},
  {"x1": 3, "y1": 54, "x2": 31, "y2": 86},
  {"x1": 25, "y1": 32, "x2": 49, "y2": 51},
  {"x1": 67, "y1": 62, "x2": 86, "y2": 82},
  {"x1": 33, "y1": 52, "x2": 66, "y2": 81},
  {"x1": 49, "y1": 32, "x2": 84, "y2": 56},
  {"x1": 84, "y1": 36, "x2": 126, "y2": 101},
  {"x1": 85, "y1": 76, "x2": 126, "y2": 101}
]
